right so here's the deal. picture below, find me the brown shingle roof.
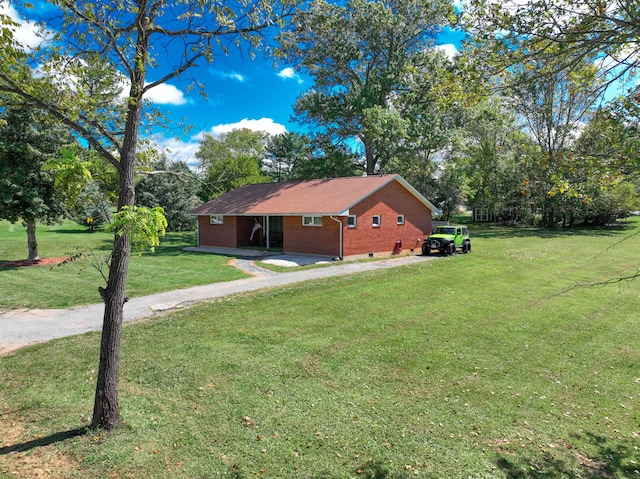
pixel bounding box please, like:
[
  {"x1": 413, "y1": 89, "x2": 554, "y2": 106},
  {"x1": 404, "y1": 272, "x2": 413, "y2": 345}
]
[{"x1": 188, "y1": 174, "x2": 438, "y2": 216}]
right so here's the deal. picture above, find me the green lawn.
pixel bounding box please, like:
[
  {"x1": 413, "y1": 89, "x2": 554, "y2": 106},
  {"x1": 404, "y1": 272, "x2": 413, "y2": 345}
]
[
  {"x1": 0, "y1": 220, "x2": 248, "y2": 308},
  {"x1": 1, "y1": 218, "x2": 639, "y2": 478}
]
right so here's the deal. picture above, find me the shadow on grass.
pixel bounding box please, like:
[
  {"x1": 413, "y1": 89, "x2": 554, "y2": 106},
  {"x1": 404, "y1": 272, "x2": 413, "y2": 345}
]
[
  {"x1": 353, "y1": 461, "x2": 422, "y2": 478},
  {"x1": 470, "y1": 223, "x2": 632, "y2": 240},
  {"x1": 0, "y1": 427, "x2": 88, "y2": 455},
  {"x1": 47, "y1": 229, "x2": 102, "y2": 235},
  {"x1": 494, "y1": 431, "x2": 640, "y2": 479}
]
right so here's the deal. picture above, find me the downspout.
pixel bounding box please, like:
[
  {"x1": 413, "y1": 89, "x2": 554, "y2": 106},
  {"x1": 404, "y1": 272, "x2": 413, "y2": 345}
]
[{"x1": 330, "y1": 216, "x2": 343, "y2": 260}]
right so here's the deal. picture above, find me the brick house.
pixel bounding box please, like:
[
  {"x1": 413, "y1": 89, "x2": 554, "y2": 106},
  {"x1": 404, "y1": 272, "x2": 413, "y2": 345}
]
[{"x1": 188, "y1": 174, "x2": 439, "y2": 258}]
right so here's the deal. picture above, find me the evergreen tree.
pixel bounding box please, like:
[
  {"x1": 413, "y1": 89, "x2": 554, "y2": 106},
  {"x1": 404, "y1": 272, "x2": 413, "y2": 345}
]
[
  {"x1": 0, "y1": 106, "x2": 76, "y2": 259},
  {"x1": 135, "y1": 158, "x2": 199, "y2": 231}
]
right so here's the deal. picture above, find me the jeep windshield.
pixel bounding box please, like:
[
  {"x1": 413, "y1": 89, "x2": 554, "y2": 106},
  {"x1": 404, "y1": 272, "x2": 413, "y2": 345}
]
[{"x1": 435, "y1": 227, "x2": 455, "y2": 235}]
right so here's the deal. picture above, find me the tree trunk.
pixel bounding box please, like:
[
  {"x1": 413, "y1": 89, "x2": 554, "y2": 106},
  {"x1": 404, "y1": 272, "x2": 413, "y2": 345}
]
[
  {"x1": 90, "y1": 147, "x2": 137, "y2": 429},
  {"x1": 90, "y1": 233, "x2": 130, "y2": 429},
  {"x1": 90, "y1": 96, "x2": 139, "y2": 430},
  {"x1": 363, "y1": 136, "x2": 376, "y2": 175},
  {"x1": 25, "y1": 217, "x2": 39, "y2": 261}
]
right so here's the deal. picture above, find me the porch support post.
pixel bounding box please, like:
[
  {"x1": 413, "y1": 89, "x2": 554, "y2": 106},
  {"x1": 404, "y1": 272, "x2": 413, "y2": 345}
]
[{"x1": 265, "y1": 215, "x2": 270, "y2": 249}]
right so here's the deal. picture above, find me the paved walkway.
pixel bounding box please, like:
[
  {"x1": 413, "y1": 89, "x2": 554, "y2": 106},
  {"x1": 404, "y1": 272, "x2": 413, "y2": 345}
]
[{"x1": 0, "y1": 254, "x2": 433, "y2": 355}]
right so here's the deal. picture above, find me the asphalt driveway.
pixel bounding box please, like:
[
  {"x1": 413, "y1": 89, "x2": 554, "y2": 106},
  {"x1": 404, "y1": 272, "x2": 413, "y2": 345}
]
[{"x1": 0, "y1": 254, "x2": 433, "y2": 355}]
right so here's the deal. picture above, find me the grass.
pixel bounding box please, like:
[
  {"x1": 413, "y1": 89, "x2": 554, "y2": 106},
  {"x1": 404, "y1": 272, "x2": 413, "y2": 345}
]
[
  {"x1": 1, "y1": 218, "x2": 640, "y2": 478},
  {"x1": 0, "y1": 220, "x2": 248, "y2": 308}
]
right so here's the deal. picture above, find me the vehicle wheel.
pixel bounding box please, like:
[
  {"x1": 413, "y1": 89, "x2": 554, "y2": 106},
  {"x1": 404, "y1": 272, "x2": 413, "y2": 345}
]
[
  {"x1": 422, "y1": 243, "x2": 430, "y2": 255},
  {"x1": 462, "y1": 242, "x2": 469, "y2": 253},
  {"x1": 466, "y1": 242, "x2": 471, "y2": 253},
  {"x1": 447, "y1": 243, "x2": 456, "y2": 255}
]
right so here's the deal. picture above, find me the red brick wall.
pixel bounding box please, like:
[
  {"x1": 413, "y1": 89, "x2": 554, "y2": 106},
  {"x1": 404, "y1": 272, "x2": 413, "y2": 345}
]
[
  {"x1": 195, "y1": 181, "x2": 433, "y2": 257},
  {"x1": 198, "y1": 215, "x2": 237, "y2": 248},
  {"x1": 283, "y1": 216, "x2": 341, "y2": 256},
  {"x1": 342, "y1": 181, "x2": 432, "y2": 256}
]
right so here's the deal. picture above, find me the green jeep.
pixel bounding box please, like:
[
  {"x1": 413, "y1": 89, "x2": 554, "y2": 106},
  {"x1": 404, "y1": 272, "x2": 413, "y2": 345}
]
[{"x1": 422, "y1": 225, "x2": 471, "y2": 255}]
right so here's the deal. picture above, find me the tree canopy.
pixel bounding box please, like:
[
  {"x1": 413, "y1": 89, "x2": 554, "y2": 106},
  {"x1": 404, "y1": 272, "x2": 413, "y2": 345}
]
[
  {"x1": 196, "y1": 128, "x2": 270, "y2": 200},
  {"x1": 135, "y1": 157, "x2": 200, "y2": 231},
  {"x1": 279, "y1": 0, "x2": 457, "y2": 174},
  {"x1": 464, "y1": 0, "x2": 640, "y2": 95},
  {"x1": 0, "y1": 106, "x2": 76, "y2": 260}
]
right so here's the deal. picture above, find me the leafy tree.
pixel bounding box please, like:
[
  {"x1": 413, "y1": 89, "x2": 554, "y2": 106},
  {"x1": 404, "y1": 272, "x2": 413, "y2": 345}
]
[
  {"x1": 565, "y1": 108, "x2": 640, "y2": 224},
  {"x1": 291, "y1": 134, "x2": 362, "y2": 179},
  {"x1": 498, "y1": 50, "x2": 604, "y2": 227},
  {"x1": 0, "y1": 0, "x2": 296, "y2": 430},
  {"x1": 265, "y1": 131, "x2": 311, "y2": 181},
  {"x1": 135, "y1": 157, "x2": 200, "y2": 231},
  {"x1": 443, "y1": 97, "x2": 536, "y2": 223},
  {"x1": 465, "y1": 0, "x2": 640, "y2": 94},
  {"x1": 279, "y1": 0, "x2": 456, "y2": 174},
  {"x1": 73, "y1": 181, "x2": 113, "y2": 231},
  {"x1": 41, "y1": 147, "x2": 93, "y2": 207},
  {"x1": 196, "y1": 129, "x2": 270, "y2": 200},
  {"x1": 41, "y1": 146, "x2": 114, "y2": 231},
  {"x1": 0, "y1": 106, "x2": 76, "y2": 260}
]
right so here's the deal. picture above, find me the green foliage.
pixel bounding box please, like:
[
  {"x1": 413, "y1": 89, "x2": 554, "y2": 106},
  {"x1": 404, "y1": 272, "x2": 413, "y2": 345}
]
[
  {"x1": 0, "y1": 106, "x2": 75, "y2": 225},
  {"x1": 265, "y1": 131, "x2": 311, "y2": 181},
  {"x1": 464, "y1": 0, "x2": 640, "y2": 94},
  {"x1": 196, "y1": 129, "x2": 269, "y2": 200},
  {"x1": 86, "y1": 151, "x2": 119, "y2": 204},
  {"x1": 73, "y1": 181, "x2": 113, "y2": 231},
  {"x1": 42, "y1": 146, "x2": 93, "y2": 207},
  {"x1": 280, "y1": 0, "x2": 458, "y2": 174},
  {"x1": 135, "y1": 158, "x2": 199, "y2": 231},
  {"x1": 109, "y1": 206, "x2": 167, "y2": 254},
  {"x1": 292, "y1": 134, "x2": 362, "y2": 179}
]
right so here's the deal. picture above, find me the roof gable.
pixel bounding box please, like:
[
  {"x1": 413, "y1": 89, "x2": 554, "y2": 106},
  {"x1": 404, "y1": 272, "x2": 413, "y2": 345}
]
[{"x1": 188, "y1": 174, "x2": 438, "y2": 216}]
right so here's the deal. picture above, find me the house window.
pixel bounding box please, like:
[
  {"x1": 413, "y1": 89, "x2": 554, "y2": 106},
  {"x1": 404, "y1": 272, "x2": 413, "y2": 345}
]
[
  {"x1": 372, "y1": 215, "x2": 381, "y2": 227},
  {"x1": 397, "y1": 214, "x2": 405, "y2": 225},
  {"x1": 209, "y1": 215, "x2": 224, "y2": 224},
  {"x1": 347, "y1": 215, "x2": 357, "y2": 227},
  {"x1": 302, "y1": 215, "x2": 323, "y2": 226}
]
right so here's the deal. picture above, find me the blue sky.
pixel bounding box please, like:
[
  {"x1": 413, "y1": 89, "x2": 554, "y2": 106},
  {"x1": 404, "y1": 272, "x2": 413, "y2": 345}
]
[{"x1": 4, "y1": 1, "x2": 465, "y2": 167}]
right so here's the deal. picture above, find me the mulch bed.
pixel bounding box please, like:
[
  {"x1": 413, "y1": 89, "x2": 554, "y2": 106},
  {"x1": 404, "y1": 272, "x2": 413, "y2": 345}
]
[{"x1": 0, "y1": 257, "x2": 68, "y2": 268}]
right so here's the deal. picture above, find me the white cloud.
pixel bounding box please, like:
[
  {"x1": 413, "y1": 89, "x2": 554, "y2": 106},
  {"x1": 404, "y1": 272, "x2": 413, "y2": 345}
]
[
  {"x1": 211, "y1": 70, "x2": 247, "y2": 82},
  {"x1": 152, "y1": 135, "x2": 203, "y2": 169},
  {"x1": 114, "y1": 78, "x2": 188, "y2": 105},
  {"x1": 1, "y1": 3, "x2": 47, "y2": 50},
  {"x1": 209, "y1": 118, "x2": 287, "y2": 136},
  {"x1": 152, "y1": 118, "x2": 288, "y2": 169},
  {"x1": 144, "y1": 83, "x2": 188, "y2": 105},
  {"x1": 436, "y1": 44, "x2": 458, "y2": 60},
  {"x1": 278, "y1": 67, "x2": 304, "y2": 84}
]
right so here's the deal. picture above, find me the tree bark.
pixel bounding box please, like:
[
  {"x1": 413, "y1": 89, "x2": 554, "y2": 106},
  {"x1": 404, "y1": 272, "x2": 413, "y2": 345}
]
[
  {"x1": 90, "y1": 233, "x2": 130, "y2": 429},
  {"x1": 90, "y1": 48, "x2": 142, "y2": 429},
  {"x1": 25, "y1": 216, "x2": 39, "y2": 261}
]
